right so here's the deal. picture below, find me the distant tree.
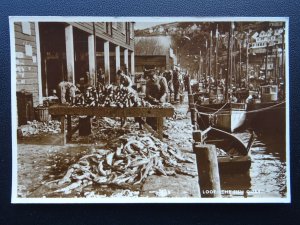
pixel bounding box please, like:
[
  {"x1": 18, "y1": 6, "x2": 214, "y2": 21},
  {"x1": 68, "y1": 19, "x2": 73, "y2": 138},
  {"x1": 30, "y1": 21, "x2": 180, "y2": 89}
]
[{"x1": 134, "y1": 37, "x2": 168, "y2": 55}]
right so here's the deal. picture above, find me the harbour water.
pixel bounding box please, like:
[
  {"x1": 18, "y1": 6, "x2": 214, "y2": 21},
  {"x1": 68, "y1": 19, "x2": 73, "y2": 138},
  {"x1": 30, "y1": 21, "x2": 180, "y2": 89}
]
[{"x1": 220, "y1": 130, "x2": 287, "y2": 198}]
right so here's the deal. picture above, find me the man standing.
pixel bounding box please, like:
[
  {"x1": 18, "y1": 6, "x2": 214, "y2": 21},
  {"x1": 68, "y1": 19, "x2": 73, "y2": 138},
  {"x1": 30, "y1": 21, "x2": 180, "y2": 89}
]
[
  {"x1": 145, "y1": 69, "x2": 168, "y2": 132},
  {"x1": 116, "y1": 69, "x2": 133, "y2": 88},
  {"x1": 145, "y1": 69, "x2": 168, "y2": 105},
  {"x1": 172, "y1": 68, "x2": 180, "y2": 102},
  {"x1": 115, "y1": 69, "x2": 133, "y2": 128}
]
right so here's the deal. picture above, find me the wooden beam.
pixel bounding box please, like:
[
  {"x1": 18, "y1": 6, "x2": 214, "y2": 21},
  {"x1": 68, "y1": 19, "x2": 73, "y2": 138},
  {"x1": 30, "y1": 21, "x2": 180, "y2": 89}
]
[
  {"x1": 49, "y1": 105, "x2": 174, "y2": 117},
  {"x1": 65, "y1": 25, "x2": 75, "y2": 83}
]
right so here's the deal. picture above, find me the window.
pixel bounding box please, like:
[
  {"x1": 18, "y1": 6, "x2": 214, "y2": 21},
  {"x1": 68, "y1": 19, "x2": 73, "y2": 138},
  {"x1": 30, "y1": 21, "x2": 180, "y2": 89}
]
[
  {"x1": 105, "y1": 22, "x2": 112, "y2": 35},
  {"x1": 112, "y1": 22, "x2": 117, "y2": 29},
  {"x1": 119, "y1": 22, "x2": 126, "y2": 34},
  {"x1": 21, "y1": 22, "x2": 31, "y2": 35},
  {"x1": 130, "y1": 22, "x2": 134, "y2": 39},
  {"x1": 125, "y1": 22, "x2": 130, "y2": 44}
]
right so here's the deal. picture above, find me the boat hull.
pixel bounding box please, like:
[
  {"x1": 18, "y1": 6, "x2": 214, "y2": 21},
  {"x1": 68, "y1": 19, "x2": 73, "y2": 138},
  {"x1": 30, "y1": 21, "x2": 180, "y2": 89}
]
[
  {"x1": 214, "y1": 109, "x2": 247, "y2": 133},
  {"x1": 203, "y1": 127, "x2": 252, "y2": 173},
  {"x1": 196, "y1": 103, "x2": 247, "y2": 133},
  {"x1": 246, "y1": 101, "x2": 286, "y2": 134}
]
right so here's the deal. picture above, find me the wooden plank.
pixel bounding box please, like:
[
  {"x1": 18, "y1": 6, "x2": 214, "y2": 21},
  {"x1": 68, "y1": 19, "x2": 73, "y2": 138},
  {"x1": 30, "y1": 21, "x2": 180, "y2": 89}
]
[
  {"x1": 15, "y1": 38, "x2": 37, "y2": 48},
  {"x1": 16, "y1": 72, "x2": 38, "y2": 79},
  {"x1": 15, "y1": 44, "x2": 37, "y2": 54},
  {"x1": 15, "y1": 58, "x2": 37, "y2": 67},
  {"x1": 16, "y1": 78, "x2": 39, "y2": 85},
  {"x1": 14, "y1": 32, "x2": 36, "y2": 42},
  {"x1": 16, "y1": 65, "x2": 38, "y2": 73},
  {"x1": 93, "y1": 24, "x2": 134, "y2": 51},
  {"x1": 49, "y1": 105, "x2": 174, "y2": 117},
  {"x1": 14, "y1": 23, "x2": 36, "y2": 35}
]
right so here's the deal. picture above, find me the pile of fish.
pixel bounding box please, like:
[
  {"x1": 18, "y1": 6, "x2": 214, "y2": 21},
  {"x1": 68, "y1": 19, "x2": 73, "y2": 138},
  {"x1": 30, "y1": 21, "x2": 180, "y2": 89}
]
[
  {"x1": 50, "y1": 134, "x2": 196, "y2": 195},
  {"x1": 74, "y1": 85, "x2": 152, "y2": 108},
  {"x1": 17, "y1": 120, "x2": 61, "y2": 137}
]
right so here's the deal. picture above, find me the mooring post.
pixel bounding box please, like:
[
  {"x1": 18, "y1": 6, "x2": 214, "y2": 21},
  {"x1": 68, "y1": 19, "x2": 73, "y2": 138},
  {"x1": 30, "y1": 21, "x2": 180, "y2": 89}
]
[
  {"x1": 188, "y1": 94, "x2": 195, "y2": 110},
  {"x1": 193, "y1": 143, "x2": 221, "y2": 198},
  {"x1": 190, "y1": 108, "x2": 199, "y2": 130}
]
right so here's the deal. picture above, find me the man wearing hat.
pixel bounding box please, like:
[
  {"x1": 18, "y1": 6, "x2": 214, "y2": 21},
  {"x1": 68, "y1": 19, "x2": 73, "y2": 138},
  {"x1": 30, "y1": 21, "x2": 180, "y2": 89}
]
[
  {"x1": 116, "y1": 69, "x2": 132, "y2": 87},
  {"x1": 145, "y1": 69, "x2": 168, "y2": 105},
  {"x1": 145, "y1": 69, "x2": 168, "y2": 132}
]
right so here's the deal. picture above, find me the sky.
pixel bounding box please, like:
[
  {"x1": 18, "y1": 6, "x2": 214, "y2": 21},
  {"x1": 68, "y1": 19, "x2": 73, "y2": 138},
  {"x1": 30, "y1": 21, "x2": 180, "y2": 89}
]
[{"x1": 134, "y1": 22, "x2": 165, "y2": 30}]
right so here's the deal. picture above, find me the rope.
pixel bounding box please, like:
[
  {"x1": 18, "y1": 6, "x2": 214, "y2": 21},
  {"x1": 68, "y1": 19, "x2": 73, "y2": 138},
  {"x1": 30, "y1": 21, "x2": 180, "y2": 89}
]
[
  {"x1": 196, "y1": 101, "x2": 285, "y2": 117},
  {"x1": 245, "y1": 101, "x2": 285, "y2": 114},
  {"x1": 211, "y1": 103, "x2": 228, "y2": 115}
]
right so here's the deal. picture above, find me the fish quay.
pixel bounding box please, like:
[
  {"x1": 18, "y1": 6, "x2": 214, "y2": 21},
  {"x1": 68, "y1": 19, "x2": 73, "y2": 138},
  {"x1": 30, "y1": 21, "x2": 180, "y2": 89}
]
[
  {"x1": 13, "y1": 20, "x2": 288, "y2": 201},
  {"x1": 16, "y1": 92, "x2": 286, "y2": 199}
]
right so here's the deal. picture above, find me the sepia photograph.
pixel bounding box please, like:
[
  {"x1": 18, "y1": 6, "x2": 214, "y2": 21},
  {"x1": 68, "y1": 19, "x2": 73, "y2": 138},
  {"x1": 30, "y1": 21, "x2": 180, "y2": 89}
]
[{"x1": 10, "y1": 17, "x2": 290, "y2": 203}]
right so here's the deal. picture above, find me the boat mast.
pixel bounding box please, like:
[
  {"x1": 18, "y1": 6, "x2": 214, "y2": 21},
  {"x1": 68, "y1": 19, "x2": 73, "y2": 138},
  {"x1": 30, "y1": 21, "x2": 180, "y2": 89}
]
[
  {"x1": 281, "y1": 28, "x2": 285, "y2": 83},
  {"x1": 274, "y1": 45, "x2": 278, "y2": 84},
  {"x1": 209, "y1": 30, "x2": 212, "y2": 97},
  {"x1": 199, "y1": 50, "x2": 202, "y2": 81},
  {"x1": 215, "y1": 24, "x2": 219, "y2": 83},
  {"x1": 265, "y1": 42, "x2": 269, "y2": 84},
  {"x1": 215, "y1": 25, "x2": 219, "y2": 101},
  {"x1": 246, "y1": 33, "x2": 249, "y2": 88},
  {"x1": 230, "y1": 23, "x2": 234, "y2": 88},
  {"x1": 225, "y1": 22, "x2": 233, "y2": 102},
  {"x1": 239, "y1": 42, "x2": 242, "y2": 88},
  {"x1": 205, "y1": 39, "x2": 208, "y2": 88}
]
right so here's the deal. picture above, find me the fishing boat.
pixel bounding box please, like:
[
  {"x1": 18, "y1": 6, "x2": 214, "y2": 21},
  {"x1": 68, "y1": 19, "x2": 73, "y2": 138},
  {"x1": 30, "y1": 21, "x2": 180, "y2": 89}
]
[
  {"x1": 246, "y1": 84, "x2": 286, "y2": 133},
  {"x1": 199, "y1": 126, "x2": 253, "y2": 173},
  {"x1": 195, "y1": 102, "x2": 247, "y2": 133}
]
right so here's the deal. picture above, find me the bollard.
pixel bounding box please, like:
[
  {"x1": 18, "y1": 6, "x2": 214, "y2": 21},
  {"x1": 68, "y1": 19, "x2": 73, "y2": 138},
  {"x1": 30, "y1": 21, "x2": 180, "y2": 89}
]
[
  {"x1": 194, "y1": 143, "x2": 221, "y2": 198},
  {"x1": 188, "y1": 94, "x2": 194, "y2": 109}
]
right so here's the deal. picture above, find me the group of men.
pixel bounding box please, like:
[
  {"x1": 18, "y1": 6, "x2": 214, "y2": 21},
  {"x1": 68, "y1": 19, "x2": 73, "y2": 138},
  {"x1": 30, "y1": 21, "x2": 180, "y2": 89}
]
[{"x1": 145, "y1": 68, "x2": 186, "y2": 105}]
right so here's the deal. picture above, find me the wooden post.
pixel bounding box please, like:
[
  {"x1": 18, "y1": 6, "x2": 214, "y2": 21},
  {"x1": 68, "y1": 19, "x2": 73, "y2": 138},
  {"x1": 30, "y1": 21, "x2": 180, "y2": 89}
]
[
  {"x1": 88, "y1": 34, "x2": 96, "y2": 86},
  {"x1": 60, "y1": 115, "x2": 66, "y2": 145},
  {"x1": 194, "y1": 143, "x2": 221, "y2": 198},
  {"x1": 188, "y1": 94, "x2": 194, "y2": 109},
  {"x1": 124, "y1": 49, "x2": 128, "y2": 70},
  {"x1": 35, "y1": 22, "x2": 43, "y2": 105},
  {"x1": 156, "y1": 117, "x2": 164, "y2": 139},
  {"x1": 131, "y1": 51, "x2": 135, "y2": 76},
  {"x1": 66, "y1": 115, "x2": 72, "y2": 141},
  {"x1": 104, "y1": 41, "x2": 110, "y2": 84},
  {"x1": 115, "y1": 45, "x2": 120, "y2": 71},
  {"x1": 187, "y1": 75, "x2": 192, "y2": 95},
  {"x1": 190, "y1": 107, "x2": 198, "y2": 130},
  {"x1": 65, "y1": 25, "x2": 75, "y2": 83}
]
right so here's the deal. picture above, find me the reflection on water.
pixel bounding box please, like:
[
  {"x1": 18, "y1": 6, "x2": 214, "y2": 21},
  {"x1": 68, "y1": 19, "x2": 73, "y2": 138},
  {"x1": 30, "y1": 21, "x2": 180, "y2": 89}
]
[{"x1": 220, "y1": 131, "x2": 287, "y2": 198}]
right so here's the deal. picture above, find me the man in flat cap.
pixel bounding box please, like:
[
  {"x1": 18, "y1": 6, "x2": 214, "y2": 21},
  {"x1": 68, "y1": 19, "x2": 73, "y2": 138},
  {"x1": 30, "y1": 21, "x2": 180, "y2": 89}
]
[{"x1": 145, "y1": 69, "x2": 168, "y2": 105}]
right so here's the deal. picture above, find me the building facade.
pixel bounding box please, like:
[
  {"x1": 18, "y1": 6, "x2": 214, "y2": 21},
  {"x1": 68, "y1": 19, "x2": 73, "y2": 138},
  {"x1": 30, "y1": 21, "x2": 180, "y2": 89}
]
[{"x1": 14, "y1": 21, "x2": 135, "y2": 107}]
